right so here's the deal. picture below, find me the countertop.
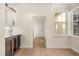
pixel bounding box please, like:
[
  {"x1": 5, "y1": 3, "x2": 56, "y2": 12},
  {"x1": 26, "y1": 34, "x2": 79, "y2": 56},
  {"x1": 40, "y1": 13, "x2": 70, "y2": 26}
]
[{"x1": 5, "y1": 33, "x2": 21, "y2": 39}]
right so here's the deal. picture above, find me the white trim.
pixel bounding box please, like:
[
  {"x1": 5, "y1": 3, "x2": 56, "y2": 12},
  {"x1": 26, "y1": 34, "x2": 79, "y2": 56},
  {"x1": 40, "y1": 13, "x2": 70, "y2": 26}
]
[{"x1": 53, "y1": 34, "x2": 71, "y2": 37}]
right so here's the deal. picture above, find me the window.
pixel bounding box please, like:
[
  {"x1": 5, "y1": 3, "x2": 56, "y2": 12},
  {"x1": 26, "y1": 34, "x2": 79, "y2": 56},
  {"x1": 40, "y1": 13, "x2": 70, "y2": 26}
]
[
  {"x1": 55, "y1": 13, "x2": 66, "y2": 34},
  {"x1": 73, "y1": 8, "x2": 79, "y2": 36}
]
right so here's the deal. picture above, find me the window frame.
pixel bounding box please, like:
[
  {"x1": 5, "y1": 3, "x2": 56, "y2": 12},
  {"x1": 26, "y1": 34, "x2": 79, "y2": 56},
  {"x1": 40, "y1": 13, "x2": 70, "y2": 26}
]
[{"x1": 72, "y1": 8, "x2": 79, "y2": 36}]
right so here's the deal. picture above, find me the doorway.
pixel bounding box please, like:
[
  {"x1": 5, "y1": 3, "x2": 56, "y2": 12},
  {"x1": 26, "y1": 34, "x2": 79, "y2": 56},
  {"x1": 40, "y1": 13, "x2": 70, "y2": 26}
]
[{"x1": 33, "y1": 16, "x2": 46, "y2": 48}]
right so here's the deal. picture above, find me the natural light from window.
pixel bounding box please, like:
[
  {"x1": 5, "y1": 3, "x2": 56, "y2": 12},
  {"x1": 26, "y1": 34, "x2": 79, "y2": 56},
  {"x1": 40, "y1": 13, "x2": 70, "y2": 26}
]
[{"x1": 55, "y1": 12, "x2": 66, "y2": 34}]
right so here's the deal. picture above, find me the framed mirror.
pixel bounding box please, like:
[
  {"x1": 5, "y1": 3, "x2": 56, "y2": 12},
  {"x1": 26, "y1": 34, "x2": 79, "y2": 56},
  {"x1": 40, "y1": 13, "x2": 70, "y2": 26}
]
[{"x1": 5, "y1": 3, "x2": 16, "y2": 27}]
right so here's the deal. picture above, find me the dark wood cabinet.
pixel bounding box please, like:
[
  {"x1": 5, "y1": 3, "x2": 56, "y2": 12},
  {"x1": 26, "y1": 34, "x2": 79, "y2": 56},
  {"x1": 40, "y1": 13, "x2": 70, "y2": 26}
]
[
  {"x1": 5, "y1": 38, "x2": 12, "y2": 56},
  {"x1": 12, "y1": 37, "x2": 17, "y2": 55},
  {"x1": 5, "y1": 35, "x2": 21, "y2": 56}
]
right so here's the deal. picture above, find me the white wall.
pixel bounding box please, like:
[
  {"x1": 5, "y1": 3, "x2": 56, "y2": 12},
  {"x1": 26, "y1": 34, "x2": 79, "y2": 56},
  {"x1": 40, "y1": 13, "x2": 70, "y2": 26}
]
[
  {"x1": 16, "y1": 4, "x2": 71, "y2": 48},
  {"x1": 47, "y1": 36, "x2": 71, "y2": 48},
  {"x1": 16, "y1": 10, "x2": 33, "y2": 48},
  {"x1": 17, "y1": 9, "x2": 71, "y2": 48},
  {"x1": 0, "y1": 3, "x2": 5, "y2": 56},
  {"x1": 16, "y1": 8, "x2": 53, "y2": 48}
]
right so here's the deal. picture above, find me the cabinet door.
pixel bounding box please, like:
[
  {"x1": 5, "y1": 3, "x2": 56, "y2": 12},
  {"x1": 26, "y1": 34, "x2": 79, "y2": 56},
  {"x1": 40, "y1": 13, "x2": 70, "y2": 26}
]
[
  {"x1": 12, "y1": 37, "x2": 16, "y2": 54},
  {"x1": 5, "y1": 38, "x2": 12, "y2": 56},
  {"x1": 16, "y1": 35, "x2": 21, "y2": 49}
]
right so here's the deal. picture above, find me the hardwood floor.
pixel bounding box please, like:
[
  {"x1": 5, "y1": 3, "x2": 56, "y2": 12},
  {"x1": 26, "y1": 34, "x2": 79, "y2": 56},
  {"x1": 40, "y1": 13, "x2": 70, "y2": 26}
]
[
  {"x1": 33, "y1": 37, "x2": 46, "y2": 48},
  {"x1": 15, "y1": 48, "x2": 79, "y2": 56},
  {"x1": 14, "y1": 38, "x2": 79, "y2": 56}
]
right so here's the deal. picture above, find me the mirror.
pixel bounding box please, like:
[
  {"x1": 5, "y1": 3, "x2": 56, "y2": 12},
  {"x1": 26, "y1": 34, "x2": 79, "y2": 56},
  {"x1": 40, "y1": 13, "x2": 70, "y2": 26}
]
[{"x1": 5, "y1": 3, "x2": 16, "y2": 27}]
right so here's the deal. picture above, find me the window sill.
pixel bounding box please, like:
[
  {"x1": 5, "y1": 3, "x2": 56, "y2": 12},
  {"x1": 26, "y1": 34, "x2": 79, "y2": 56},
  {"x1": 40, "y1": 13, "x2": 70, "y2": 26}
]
[
  {"x1": 53, "y1": 34, "x2": 71, "y2": 37},
  {"x1": 53, "y1": 34, "x2": 79, "y2": 38}
]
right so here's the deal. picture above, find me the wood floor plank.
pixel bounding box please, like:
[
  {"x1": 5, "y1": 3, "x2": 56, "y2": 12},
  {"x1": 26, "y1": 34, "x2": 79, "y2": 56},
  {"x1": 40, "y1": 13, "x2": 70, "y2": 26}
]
[
  {"x1": 40, "y1": 48, "x2": 46, "y2": 56},
  {"x1": 33, "y1": 37, "x2": 46, "y2": 48},
  {"x1": 46, "y1": 48, "x2": 57, "y2": 56},
  {"x1": 31, "y1": 48, "x2": 41, "y2": 56},
  {"x1": 15, "y1": 48, "x2": 31, "y2": 56}
]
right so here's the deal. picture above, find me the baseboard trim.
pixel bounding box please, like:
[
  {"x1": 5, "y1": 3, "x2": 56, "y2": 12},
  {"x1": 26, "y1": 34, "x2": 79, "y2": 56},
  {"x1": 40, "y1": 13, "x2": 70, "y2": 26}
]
[{"x1": 34, "y1": 37, "x2": 45, "y2": 39}]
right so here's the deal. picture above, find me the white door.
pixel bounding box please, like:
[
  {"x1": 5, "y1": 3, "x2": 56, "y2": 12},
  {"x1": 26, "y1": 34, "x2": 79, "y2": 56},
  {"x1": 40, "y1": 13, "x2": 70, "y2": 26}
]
[{"x1": 33, "y1": 16, "x2": 46, "y2": 38}]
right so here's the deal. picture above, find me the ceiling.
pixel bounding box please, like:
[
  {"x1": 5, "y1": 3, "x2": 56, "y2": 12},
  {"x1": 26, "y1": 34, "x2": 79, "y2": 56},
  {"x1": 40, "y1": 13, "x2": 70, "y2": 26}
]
[
  {"x1": 8, "y1": 3, "x2": 79, "y2": 13},
  {"x1": 8, "y1": 3, "x2": 52, "y2": 11}
]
